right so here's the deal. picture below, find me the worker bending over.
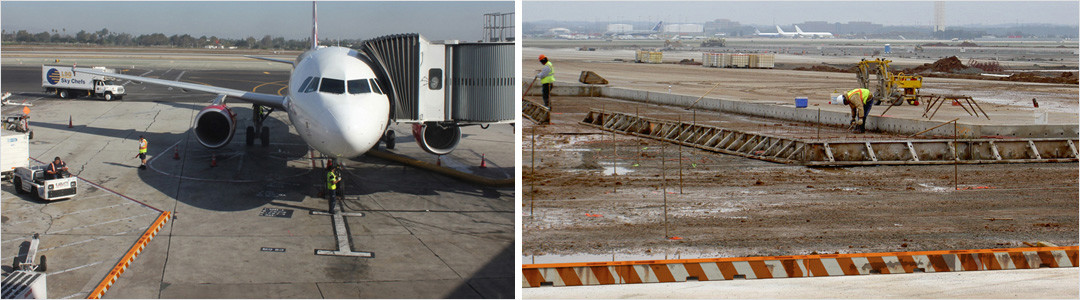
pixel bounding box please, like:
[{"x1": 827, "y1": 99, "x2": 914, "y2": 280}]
[
  {"x1": 535, "y1": 55, "x2": 555, "y2": 108},
  {"x1": 840, "y1": 88, "x2": 875, "y2": 133},
  {"x1": 46, "y1": 157, "x2": 68, "y2": 179}
]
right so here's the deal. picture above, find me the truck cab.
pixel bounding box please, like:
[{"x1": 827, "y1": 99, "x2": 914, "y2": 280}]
[
  {"x1": 93, "y1": 78, "x2": 125, "y2": 101},
  {"x1": 12, "y1": 165, "x2": 77, "y2": 201}
]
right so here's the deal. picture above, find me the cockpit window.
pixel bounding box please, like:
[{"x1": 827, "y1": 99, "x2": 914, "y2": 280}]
[
  {"x1": 369, "y1": 79, "x2": 383, "y2": 95},
  {"x1": 319, "y1": 78, "x2": 345, "y2": 94},
  {"x1": 347, "y1": 79, "x2": 371, "y2": 94},
  {"x1": 297, "y1": 77, "x2": 313, "y2": 93},
  {"x1": 303, "y1": 77, "x2": 320, "y2": 93}
]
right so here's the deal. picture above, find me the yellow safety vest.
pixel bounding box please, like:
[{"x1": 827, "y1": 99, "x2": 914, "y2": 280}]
[
  {"x1": 540, "y1": 61, "x2": 555, "y2": 84},
  {"x1": 139, "y1": 139, "x2": 148, "y2": 154},
  {"x1": 846, "y1": 88, "x2": 872, "y2": 104},
  {"x1": 327, "y1": 171, "x2": 337, "y2": 190}
]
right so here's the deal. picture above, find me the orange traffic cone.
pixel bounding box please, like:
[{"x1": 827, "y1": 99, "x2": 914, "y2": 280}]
[
  {"x1": 210, "y1": 153, "x2": 217, "y2": 167},
  {"x1": 479, "y1": 154, "x2": 487, "y2": 168},
  {"x1": 436, "y1": 155, "x2": 442, "y2": 166},
  {"x1": 68, "y1": 115, "x2": 73, "y2": 128},
  {"x1": 173, "y1": 146, "x2": 180, "y2": 160}
]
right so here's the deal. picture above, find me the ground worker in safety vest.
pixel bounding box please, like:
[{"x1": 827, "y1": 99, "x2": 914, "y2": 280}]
[
  {"x1": 326, "y1": 163, "x2": 341, "y2": 202},
  {"x1": 839, "y1": 88, "x2": 875, "y2": 133},
  {"x1": 135, "y1": 135, "x2": 148, "y2": 169},
  {"x1": 535, "y1": 55, "x2": 555, "y2": 108},
  {"x1": 46, "y1": 156, "x2": 68, "y2": 179}
]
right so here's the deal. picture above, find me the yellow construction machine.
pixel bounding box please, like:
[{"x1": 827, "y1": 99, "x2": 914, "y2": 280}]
[{"x1": 855, "y1": 58, "x2": 922, "y2": 106}]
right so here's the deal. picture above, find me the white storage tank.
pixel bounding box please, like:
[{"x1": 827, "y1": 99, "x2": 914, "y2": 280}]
[{"x1": 607, "y1": 24, "x2": 633, "y2": 34}]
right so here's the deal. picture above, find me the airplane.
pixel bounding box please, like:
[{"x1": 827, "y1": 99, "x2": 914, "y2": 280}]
[
  {"x1": 608, "y1": 21, "x2": 664, "y2": 38},
  {"x1": 76, "y1": 2, "x2": 493, "y2": 168},
  {"x1": 755, "y1": 26, "x2": 797, "y2": 38},
  {"x1": 794, "y1": 25, "x2": 834, "y2": 38}
]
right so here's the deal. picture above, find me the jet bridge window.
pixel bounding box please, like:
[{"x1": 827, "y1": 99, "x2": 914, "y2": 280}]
[
  {"x1": 319, "y1": 78, "x2": 345, "y2": 94},
  {"x1": 302, "y1": 77, "x2": 320, "y2": 93},
  {"x1": 347, "y1": 79, "x2": 371, "y2": 95}
]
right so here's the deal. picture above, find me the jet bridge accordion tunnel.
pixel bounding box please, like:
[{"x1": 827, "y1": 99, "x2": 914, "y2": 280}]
[{"x1": 359, "y1": 34, "x2": 514, "y2": 124}]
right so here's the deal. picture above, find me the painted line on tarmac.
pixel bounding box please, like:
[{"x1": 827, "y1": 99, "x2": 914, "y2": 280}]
[
  {"x1": 123, "y1": 70, "x2": 154, "y2": 86},
  {"x1": 48, "y1": 260, "x2": 104, "y2": 276},
  {"x1": 61, "y1": 201, "x2": 137, "y2": 216},
  {"x1": 60, "y1": 292, "x2": 86, "y2": 299},
  {"x1": 0, "y1": 229, "x2": 139, "y2": 263},
  {"x1": 48, "y1": 212, "x2": 158, "y2": 235}
]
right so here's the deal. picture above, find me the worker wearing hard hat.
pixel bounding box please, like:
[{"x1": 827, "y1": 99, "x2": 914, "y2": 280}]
[
  {"x1": 535, "y1": 55, "x2": 555, "y2": 108},
  {"x1": 839, "y1": 88, "x2": 875, "y2": 133}
]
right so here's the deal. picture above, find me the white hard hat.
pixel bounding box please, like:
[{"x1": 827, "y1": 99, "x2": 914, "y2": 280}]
[{"x1": 835, "y1": 94, "x2": 844, "y2": 104}]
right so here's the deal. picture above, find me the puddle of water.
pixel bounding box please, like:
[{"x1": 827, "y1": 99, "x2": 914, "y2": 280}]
[{"x1": 601, "y1": 162, "x2": 633, "y2": 175}]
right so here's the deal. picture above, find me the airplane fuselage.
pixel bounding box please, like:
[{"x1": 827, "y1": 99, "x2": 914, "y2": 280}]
[{"x1": 286, "y1": 46, "x2": 391, "y2": 158}]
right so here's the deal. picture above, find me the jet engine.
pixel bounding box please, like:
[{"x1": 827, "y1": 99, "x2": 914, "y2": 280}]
[
  {"x1": 412, "y1": 122, "x2": 461, "y2": 156},
  {"x1": 194, "y1": 104, "x2": 237, "y2": 149}
]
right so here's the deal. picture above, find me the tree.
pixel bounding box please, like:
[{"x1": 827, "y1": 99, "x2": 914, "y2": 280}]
[
  {"x1": 259, "y1": 35, "x2": 273, "y2": 49},
  {"x1": 33, "y1": 31, "x2": 51, "y2": 42},
  {"x1": 76, "y1": 30, "x2": 91, "y2": 43}
]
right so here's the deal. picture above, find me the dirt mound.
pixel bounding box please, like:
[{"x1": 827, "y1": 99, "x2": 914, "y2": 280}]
[
  {"x1": 902, "y1": 56, "x2": 966, "y2": 74},
  {"x1": 1005, "y1": 73, "x2": 1079, "y2": 84},
  {"x1": 958, "y1": 41, "x2": 979, "y2": 47},
  {"x1": 793, "y1": 65, "x2": 851, "y2": 73}
]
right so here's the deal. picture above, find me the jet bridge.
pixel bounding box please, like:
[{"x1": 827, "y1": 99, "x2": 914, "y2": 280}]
[{"x1": 359, "y1": 34, "x2": 514, "y2": 124}]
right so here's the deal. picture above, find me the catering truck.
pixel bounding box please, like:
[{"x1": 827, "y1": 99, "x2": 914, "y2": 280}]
[{"x1": 41, "y1": 65, "x2": 126, "y2": 100}]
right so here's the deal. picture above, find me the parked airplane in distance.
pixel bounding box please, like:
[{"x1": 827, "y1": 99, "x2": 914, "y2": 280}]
[{"x1": 794, "y1": 25, "x2": 834, "y2": 38}]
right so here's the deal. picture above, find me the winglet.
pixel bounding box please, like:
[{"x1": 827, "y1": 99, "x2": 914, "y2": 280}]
[{"x1": 312, "y1": 1, "x2": 319, "y2": 49}]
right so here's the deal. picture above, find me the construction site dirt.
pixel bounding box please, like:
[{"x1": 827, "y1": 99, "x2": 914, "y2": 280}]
[
  {"x1": 522, "y1": 95, "x2": 1078, "y2": 262},
  {"x1": 520, "y1": 42, "x2": 1079, "y2": 261}
]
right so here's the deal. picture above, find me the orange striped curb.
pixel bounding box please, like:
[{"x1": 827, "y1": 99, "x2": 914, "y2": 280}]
[
  {"x1": 522, "y1": 246, "x2": 1079, "y2": 287},
  {"x1": 87, "y1": 211, "x2": 171, "y2": 299}
]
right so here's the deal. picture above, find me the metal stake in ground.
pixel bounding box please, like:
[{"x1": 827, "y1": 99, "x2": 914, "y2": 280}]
[
  {"x1": 817, "y1": 108, "x2": 821, "y2": 139},
  {"x1": 661, "y1": 142, "x2": 668, "y2": 239},
  {"x1": 678, "y1": 115, "x2": 683, "y2": 194},
  {"x1": 531, "y1": 126, "x2": 536, "y2": 216},
  {"x1": 954, "y1": 120, "x2": 958, "y2": 190},
  {"x1": 612, "y1": 128, "x2": 617, "y2": 193}
]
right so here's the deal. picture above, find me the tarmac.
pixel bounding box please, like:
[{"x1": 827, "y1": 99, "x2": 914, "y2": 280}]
[{"x1": 1, "y1": 52, "x2": 514, "y2": 298}]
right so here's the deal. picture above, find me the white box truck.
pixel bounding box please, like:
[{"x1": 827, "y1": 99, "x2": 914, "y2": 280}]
[
  {"x1": 42, "y1": 65, "x2": 126, "y2": 101},
  {"x1": 2, "y1": 129, "x2": 29, "y2": 180}
]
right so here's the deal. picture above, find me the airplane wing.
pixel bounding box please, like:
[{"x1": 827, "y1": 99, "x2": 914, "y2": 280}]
[
  {"x1": 75, "y1": 67, "x2": 288, "y2": 110},
  {"x1": 244, "y1": 55, "x2": 294, "y2": 65}
]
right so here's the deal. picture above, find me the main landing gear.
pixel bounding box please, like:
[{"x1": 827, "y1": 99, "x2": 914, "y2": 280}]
[{"x1": 246, "y1": 104, "x2": 273, "y2": 147}]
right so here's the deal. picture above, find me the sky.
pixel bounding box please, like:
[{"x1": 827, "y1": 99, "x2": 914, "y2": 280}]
[
  {"x1": 1, "y1": 1, "x2": 515, "y2": 41},
  {"x1": 523, "y1": 1, "x2": 1080, "y2": 27}
]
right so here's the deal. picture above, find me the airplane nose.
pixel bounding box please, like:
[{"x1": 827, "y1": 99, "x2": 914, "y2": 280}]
[{"x1": 324, "y1": 101, "x2": 386, "y2": 158}]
